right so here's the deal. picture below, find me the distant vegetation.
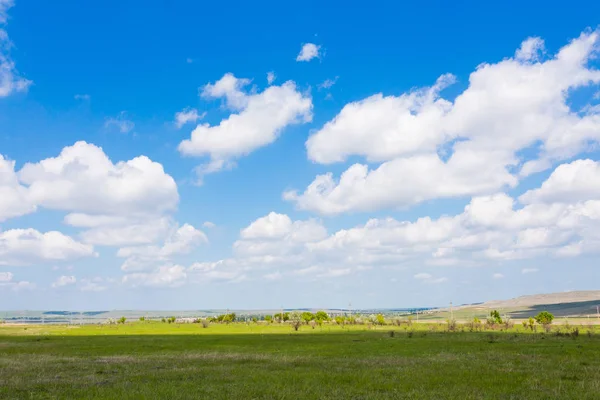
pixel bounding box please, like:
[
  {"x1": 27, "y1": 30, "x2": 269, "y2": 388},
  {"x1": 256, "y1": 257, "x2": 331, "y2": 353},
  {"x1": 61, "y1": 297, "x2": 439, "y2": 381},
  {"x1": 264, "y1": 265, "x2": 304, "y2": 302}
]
[{"x1": 96, "y1": 309, "x2": 573, "y2": 337}]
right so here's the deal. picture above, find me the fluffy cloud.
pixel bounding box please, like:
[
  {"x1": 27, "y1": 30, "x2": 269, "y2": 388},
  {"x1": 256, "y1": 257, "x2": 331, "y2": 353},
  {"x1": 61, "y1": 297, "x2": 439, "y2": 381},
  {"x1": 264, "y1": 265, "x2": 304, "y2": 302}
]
[
  {"x1": 1, "y1": 141, "x2": 194, "y2": 275},
  {"x1": 0, "y1": 155, "x2": 36, "y2": 221},
  {"x1": 188, "y1": 159, "x2": 600, "y2": 282},
  {"x1": 284, "y1": 153, "x2": 516, "y2": 215},
  {"x1": 0, "y1": 1, "x2": 32, "y2": 97},
  {"x1": 72, "y1": 217, "x2": 173, "y2": 247},
  {"x1": 175, "y1": 107, "x2": 204, "y2": 128},
  {"x1": 267, "y1": 71, "x2": 276, "y2": 85},
  {"x1": 519, "y1": 159, "x2": 600, "y2": 204},
  {"x1": 19, "y1": 142, "x2": 178, "y2": 217},
  {"x1": 0, "y1": 229, "x2": 95, "y2": 266},
  {"x1": 118, "y1": 224, "x2": 207, "y2": 271},
  {"x1": 15, "y1": 141, "x2": 180, "y2": 247},
  {"x1": 296, "y1": 43, "x2": 320, "y2": 62},
  {"x1": 179, "y1": 73, "x2": 312, "y2": 177},
  {"x1": 52, "y1": 275, "x2": 76, "y2": 288},
  {"x1": 235, "y1": 212, "x2": 326, "y2": 257},
  {"x1": 289, "y1": 30, "x2": 600, "y2": 214}
]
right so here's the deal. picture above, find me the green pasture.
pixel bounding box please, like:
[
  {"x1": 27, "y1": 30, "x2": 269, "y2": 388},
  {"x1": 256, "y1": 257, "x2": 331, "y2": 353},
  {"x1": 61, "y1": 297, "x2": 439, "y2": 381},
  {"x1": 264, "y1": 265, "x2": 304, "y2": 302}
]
[{"x1": 1, "y1": 322, "x2": 599, "y2": 399}]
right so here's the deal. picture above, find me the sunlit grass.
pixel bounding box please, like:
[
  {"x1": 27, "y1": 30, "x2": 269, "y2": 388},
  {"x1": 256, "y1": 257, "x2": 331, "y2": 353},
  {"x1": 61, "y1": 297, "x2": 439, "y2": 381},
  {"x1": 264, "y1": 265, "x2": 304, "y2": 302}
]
[{"x1": 1, "y1": 322, "x2": 599, "y2": 399}]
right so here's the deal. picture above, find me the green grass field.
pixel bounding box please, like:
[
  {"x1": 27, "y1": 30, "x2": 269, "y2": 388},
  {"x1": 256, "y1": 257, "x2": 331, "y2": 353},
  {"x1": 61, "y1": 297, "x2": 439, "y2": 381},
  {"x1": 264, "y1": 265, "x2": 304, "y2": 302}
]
[{"x1": 1, "y1": 322, "x2": 600, "y2": 399}]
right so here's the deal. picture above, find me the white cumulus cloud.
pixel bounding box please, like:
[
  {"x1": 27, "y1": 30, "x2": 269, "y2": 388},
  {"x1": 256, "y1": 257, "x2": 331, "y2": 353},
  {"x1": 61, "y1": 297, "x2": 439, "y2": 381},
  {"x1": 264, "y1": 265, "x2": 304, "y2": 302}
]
[
  {"x1": 0, "y1": 229, "x2": 95, "y2": 266},
  {"x1": 179, "y1": 73, "x2": 312, "y2": 178},
  {"x1": 296, "y1": 43, "x2": 320, "y2": 62},
  {"x1": 289, "y1": 30, "x2": 600, "y2": 214},
  {"x1": 118, "y1": 224, "x2": 207, "y2": 271}
]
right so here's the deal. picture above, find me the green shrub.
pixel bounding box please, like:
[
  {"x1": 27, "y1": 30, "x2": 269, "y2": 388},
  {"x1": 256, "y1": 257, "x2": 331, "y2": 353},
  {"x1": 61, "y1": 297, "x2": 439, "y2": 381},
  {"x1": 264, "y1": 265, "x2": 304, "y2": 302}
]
[
  {"x1": 489, "y1": 310, "x2": 503, "y2": 324},
  {"x1": 534, "y1": 311, "x2": 554, "y2": 326},
  {"x1": 315, "y1": 311, "x2": 330, "y2": 322}
]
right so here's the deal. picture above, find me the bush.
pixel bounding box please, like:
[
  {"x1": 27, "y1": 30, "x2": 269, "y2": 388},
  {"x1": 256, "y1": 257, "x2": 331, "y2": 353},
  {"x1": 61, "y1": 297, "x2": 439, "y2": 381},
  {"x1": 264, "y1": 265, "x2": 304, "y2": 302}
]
[
  {"x1": 528, "y1": 317, "x2": 535, "y2": 331},
  {"x1": 201, "y1": 319, "x2": 210, "y2": 328},
  {"x1": 117, "y1": 317, "x2": 126, "y2": 324},
  {"x1": 489, "y1": 310, "x2": 503, "y2": 325},
  {"x1": 534, "y1": 311, "x2": 554, "y2": 327},
  {"x1": 301, "y1": 312, "x2": 315, "y2": 324},
  {"x1": 315, "y1": 311, "x2": 330, "y2": 322},
  {"x1": 139, "y1": 317, "x2": 146, "y2": 322}
]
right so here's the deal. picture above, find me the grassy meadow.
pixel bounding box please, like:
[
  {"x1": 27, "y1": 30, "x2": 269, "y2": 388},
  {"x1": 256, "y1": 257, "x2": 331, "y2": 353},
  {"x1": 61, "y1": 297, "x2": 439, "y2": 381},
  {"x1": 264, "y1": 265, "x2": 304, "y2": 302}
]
[{"x1": 1, "y1": 321, "x2": 600, "y2": 399}]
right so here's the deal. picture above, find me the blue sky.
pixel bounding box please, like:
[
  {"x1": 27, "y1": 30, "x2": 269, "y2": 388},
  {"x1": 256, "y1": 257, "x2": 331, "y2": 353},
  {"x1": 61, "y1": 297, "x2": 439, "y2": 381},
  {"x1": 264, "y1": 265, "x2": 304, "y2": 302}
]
[{"x1": 1, "y1": 0, "x2": 600, "y2": 310}]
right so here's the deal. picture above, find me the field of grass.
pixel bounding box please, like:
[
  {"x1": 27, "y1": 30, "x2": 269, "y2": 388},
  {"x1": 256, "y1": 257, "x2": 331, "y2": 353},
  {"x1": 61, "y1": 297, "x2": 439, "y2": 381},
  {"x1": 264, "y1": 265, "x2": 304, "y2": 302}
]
[{"x1": 1, "y1": 322, "x2": 600, "y2": 399}]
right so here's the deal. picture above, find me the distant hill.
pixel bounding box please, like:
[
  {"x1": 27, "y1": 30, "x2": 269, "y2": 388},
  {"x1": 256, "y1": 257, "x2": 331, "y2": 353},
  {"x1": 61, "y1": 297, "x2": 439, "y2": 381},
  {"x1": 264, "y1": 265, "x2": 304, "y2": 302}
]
[
  {"x1": 435, "y1": 290, "x2": 600, "y2": 320},
  {"x1": 481, "y1": 290, "x2": 600, "y2": 308}
]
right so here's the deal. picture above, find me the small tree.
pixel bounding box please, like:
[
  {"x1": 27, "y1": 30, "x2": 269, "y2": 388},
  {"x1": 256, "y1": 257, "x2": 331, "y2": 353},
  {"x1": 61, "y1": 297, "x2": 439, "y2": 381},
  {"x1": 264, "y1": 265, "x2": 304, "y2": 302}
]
[
  {"x1": 528, "y1": 317, "x2": 535, "y2": 331},
  {"x1": 118, "y1": 316, "x2": 126, "y2": 324},
  {"x1": 315, "y1": 311, "x2": 330, "y2": 322},
  {"x1": 264, "y1": 315, "x2": 273, "y2": 324},
  {"x1": 301, "y1": 312, "x2": 315, "y2": 324},
  {"x1": 489, "y1": 310, "x2": 503, "y2": 325},
  {"x1": 139, "y1": 316, "x2": 146, "y2": 322},
  {"x1": 289, "y1": 311, "x2": 302, "y2": 331},
  {"x1": 376, "y1": 314, "x2": 386, "y2": 326},
  {"x1": 535, "y1": 311, "x2": 554, "y2": 330}
]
